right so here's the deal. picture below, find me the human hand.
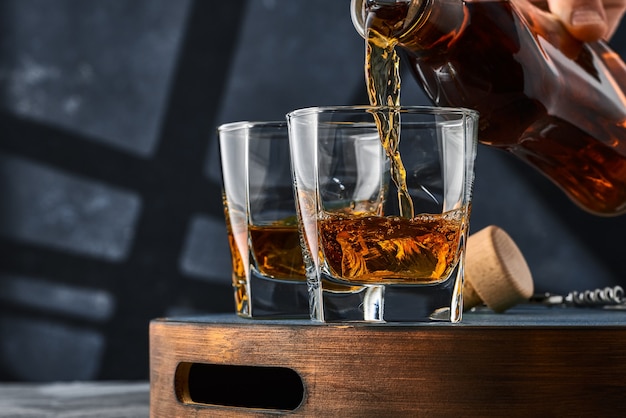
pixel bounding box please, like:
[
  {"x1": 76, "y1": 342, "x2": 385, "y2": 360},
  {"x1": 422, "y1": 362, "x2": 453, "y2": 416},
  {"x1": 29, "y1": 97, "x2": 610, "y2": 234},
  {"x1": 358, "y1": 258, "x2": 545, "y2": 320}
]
[{"x1": 545, "y1": 0, "x2": 626, "y2": 41}]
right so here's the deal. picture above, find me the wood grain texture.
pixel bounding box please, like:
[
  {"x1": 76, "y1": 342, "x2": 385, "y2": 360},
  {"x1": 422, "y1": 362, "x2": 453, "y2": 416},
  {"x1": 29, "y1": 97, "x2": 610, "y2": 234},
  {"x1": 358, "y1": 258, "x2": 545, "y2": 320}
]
[{"x1": 150, "y1": 310, "x2": 626, "y2": 417}]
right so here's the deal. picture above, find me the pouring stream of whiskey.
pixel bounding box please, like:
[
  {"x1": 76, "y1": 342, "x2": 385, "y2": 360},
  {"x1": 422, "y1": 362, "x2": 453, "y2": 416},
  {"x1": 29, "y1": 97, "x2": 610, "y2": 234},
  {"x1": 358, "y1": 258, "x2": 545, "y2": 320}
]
[{"x1": 365, "y1": 26, "x2": 414, "y2": 218}]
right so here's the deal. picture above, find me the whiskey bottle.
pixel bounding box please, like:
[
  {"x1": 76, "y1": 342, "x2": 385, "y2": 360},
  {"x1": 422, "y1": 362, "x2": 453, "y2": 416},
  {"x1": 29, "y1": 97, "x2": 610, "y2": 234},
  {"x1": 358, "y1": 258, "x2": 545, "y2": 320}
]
[{"x1": 352, "y1": 0, "x2": 626, "y2": 216}]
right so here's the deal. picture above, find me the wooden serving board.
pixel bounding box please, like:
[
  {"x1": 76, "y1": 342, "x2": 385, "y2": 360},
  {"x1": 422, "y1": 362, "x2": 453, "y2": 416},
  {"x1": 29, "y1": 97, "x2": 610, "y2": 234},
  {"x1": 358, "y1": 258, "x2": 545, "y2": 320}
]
[{"x1": 149, "y1": 307, "x2": 626, "y2": 417}]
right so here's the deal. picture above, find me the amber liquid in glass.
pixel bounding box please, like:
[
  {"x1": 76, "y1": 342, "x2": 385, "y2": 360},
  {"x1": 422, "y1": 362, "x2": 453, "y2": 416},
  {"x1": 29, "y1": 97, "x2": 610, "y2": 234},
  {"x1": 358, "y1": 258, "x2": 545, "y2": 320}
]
[
  {"x1": 249, "y1": 221, "x2": 306, "y2": 281},
  {"x1": 319, "y1": 208, "x2": 465, "y2": 284}
]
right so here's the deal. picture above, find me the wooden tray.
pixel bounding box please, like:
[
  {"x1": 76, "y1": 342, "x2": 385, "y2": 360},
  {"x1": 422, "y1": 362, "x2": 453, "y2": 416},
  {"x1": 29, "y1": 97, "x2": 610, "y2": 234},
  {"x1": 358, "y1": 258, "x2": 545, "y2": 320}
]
[{"x1": 149, "y1": 307, "x2": 626, "y2": 417}]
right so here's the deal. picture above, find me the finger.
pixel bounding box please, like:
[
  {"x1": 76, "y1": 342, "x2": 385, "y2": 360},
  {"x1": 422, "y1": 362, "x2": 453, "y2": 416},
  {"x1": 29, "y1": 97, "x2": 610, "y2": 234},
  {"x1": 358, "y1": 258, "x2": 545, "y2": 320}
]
[
  {"x1": 547, "y1": 0, "x2": 609, "y2": 41},
  {"x1": 604, "y1": 0, "x2": 626, "y2": 39}
]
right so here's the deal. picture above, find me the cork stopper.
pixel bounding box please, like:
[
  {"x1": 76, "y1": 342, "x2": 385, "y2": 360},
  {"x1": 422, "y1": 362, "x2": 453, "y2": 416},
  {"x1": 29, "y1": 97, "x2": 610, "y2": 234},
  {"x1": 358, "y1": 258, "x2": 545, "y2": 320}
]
[{"x1": 463, "y1": 225, "x2": 534, "y2": 312}]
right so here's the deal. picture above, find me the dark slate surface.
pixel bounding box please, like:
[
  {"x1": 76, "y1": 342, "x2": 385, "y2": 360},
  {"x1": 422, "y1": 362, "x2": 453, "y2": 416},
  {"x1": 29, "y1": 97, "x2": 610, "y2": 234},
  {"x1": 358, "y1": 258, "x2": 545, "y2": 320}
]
[{"x1": 160, "y1": 306, "x2": 626, "y2": 328}]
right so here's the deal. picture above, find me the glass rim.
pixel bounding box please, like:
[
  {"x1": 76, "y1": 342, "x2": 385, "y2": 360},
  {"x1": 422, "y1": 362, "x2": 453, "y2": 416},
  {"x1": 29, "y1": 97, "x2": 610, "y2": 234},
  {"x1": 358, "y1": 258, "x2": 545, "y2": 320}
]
[
  {"x1": 286, "y1": 105, "x2": 479, "y2": 120},
  {"x1": 217, "y1": 120, "x2": 287, "y2": 133}
]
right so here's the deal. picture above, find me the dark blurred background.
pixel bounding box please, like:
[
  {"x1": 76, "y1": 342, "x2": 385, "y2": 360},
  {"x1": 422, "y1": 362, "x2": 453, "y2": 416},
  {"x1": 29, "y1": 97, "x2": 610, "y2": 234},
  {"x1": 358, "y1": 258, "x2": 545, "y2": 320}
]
[{"x1": 0, "y1": 0, "x2": 625, "y2": 381}]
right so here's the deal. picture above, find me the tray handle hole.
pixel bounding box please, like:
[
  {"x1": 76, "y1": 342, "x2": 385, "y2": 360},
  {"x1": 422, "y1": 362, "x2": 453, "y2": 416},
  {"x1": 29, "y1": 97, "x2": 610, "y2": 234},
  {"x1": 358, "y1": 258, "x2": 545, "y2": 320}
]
[{"x1": 175, "y1": 362, "x2": 304, "y2": 411}]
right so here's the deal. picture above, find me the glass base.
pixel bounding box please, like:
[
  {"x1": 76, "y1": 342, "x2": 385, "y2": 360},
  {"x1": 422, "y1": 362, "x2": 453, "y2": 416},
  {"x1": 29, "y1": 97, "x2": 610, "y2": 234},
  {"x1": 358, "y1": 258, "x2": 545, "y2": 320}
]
[
  {"x1": 310, "y1": 266, "x2": 464, "y2": 323},
  {"x1": 235, "y1": 270, "x2": 310, "y2": 319}
]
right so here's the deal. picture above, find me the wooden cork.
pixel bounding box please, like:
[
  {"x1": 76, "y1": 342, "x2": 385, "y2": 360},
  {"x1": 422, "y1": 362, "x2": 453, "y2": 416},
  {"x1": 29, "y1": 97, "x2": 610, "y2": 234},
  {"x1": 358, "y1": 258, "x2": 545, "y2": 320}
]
[{"x1": 464, "y1": 225, "x2": 534, "y2": 312}]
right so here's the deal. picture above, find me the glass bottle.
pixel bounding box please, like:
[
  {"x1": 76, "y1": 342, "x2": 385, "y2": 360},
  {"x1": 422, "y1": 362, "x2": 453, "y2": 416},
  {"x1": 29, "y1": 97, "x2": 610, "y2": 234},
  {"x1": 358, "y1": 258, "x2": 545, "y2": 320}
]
[{"x1": 351, "y1": 0, "x2": 626, "y2": 216}]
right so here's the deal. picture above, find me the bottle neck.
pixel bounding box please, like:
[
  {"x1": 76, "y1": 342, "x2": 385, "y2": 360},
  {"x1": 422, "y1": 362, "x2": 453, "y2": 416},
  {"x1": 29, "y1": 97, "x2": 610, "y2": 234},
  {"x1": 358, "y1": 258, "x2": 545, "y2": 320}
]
[
  {"x1": 352, "y1": 0, "x2": 467, "y2": 52},
  {"x1": 351, "y1": 0, "x2": 423, "y2": 39}
]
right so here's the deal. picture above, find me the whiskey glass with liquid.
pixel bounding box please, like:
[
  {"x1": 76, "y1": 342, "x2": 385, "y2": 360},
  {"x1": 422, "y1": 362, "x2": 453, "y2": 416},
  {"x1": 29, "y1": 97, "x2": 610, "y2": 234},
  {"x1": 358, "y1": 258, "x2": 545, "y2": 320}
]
[
  {"x1": 218, "y1": 121, "x2": 309, "y2": 318},
  {"x1": 288, "y1": 106, "x2": 478, "y2": 322}
]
